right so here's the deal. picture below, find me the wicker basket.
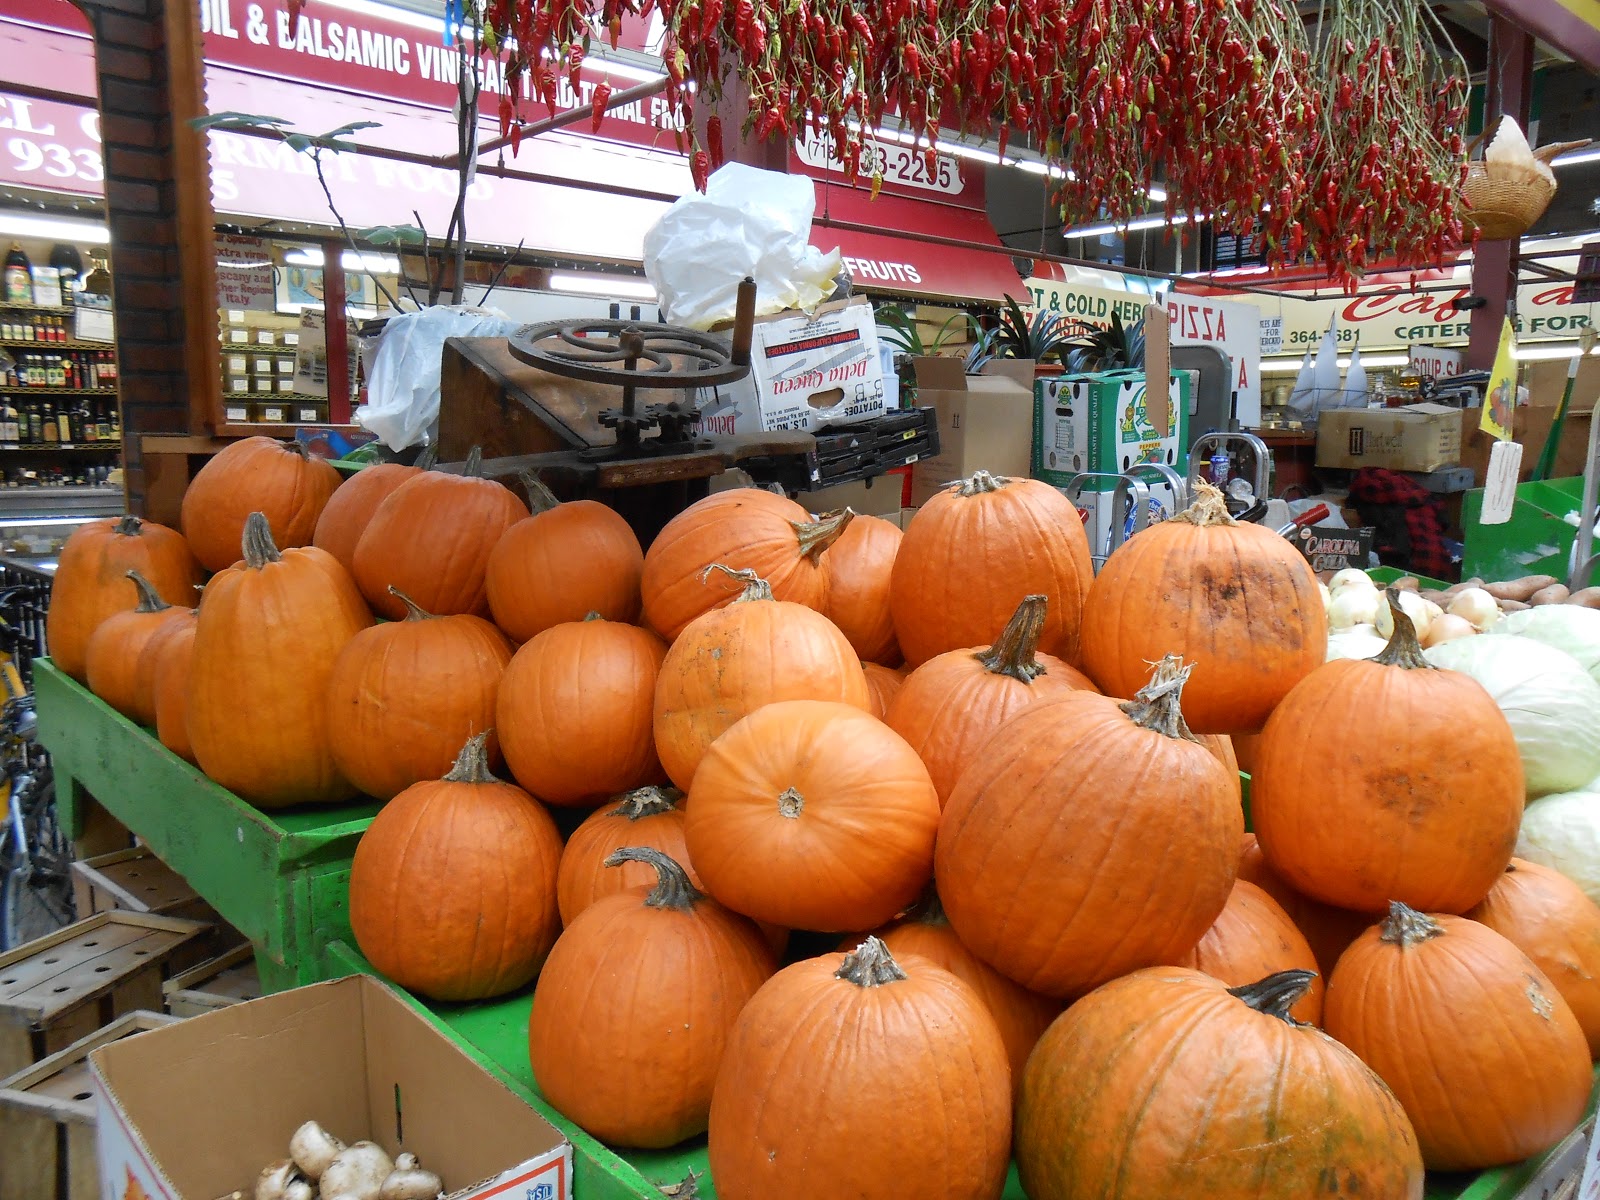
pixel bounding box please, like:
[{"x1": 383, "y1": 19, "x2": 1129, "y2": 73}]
[{"x1": 1461, "y1": 137, "x2": 1590, "y2": 241}]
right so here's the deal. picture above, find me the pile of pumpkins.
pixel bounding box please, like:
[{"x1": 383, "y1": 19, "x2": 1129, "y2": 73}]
[{"x1": 48, "y1": 436, "x2": 1600, "y2": 1200}]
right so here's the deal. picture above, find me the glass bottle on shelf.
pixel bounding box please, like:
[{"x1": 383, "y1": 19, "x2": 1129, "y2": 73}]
[
  {"x1": 49, "y1": 244, "x2": 82, "y2": 310},
  {"x1": 41, "y1": 398, "x2": 58, "y2": 444},
  {"x1": 1, "y1": 398, "x2": 16, "y2": 446},
  {"x1": 55, "y1": 397, "x2": 71, "y2": 444},
  {"x1": 82, "y1": 248, "x2": 111, "y2": 298},
  {"x1": 4, "y1": 243, "x2": 31, "y2": 304}
]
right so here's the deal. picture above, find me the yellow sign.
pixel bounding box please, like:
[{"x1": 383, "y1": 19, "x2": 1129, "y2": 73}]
[{"x1": 1480, "y1": 318, "x2": 1517, "y2": 441}]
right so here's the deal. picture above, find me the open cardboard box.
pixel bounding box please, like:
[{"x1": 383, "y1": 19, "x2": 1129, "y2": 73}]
[
  {"x1": 908, "y1": 357, "x2": 1036, "y2": 506},
  {"x1": 90, "y1": 975, "x2": 570, "y2": 1200}
]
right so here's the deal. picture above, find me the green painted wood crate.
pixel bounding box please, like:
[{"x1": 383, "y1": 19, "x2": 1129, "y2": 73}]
[{"x1": 1462, "y1": 476, "x2": 1583, "y2": 585}]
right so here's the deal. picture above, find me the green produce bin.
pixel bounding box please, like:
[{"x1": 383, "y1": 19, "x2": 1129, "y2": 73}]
[{"x1": 1461, "y1": 476, "x2": 1583, "y2": 584}]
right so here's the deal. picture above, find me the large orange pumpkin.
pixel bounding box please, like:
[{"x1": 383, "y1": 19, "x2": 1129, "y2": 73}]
[
  {"x1": 152, "y1": 622, "x2": 200, "y2": 763},
  {"x1": 820, "y1": 512, "x2": 901, "y2": 664},
  {"x1": 349, "y1": 733, "x2": 563, "y2": 1001},
  {"x1": 708, "y1": 937, "x2": 1011, "y2": 1200},
  {"x1": 129, "y1": 599, "x2": 199, "y2": 730},
  {"x1": 1237, "y1": 834, "x2": 1369, "y2": 979},
  {"x1": 188, "y1": 513, "x2": 373, "y2": 807},
  {"x1": 47, "y1": 515, "x2": 201, "y2": 682},
  {"x1": 84, "y1": 573, "x2": 193, "y2": 723},
  {"x1": 641, "y1": 489, "x2": 851, "y2": 640},
  {"x1": 1079, "y1": 482, "x2": 1327, "y2": 733},
  {"x1": 1171, "y1": 879, "x2": 1324, "y2": 1023},
  {"x1": 1325, "y1": 902, "x2": 1592, "y2": 1170},
  {"x1": 861, "y1": 661, "x2": 904, "y2": 719},
  {"x1": 1018, "y1": 967, "x2": 1424, "y2": 1200},
  {"x1": 556, "y1": 785, "x2": 694, "y2": 925},
  {"x1": 886, "y1": 595, "x2": 1098, "y2": 807},
  {"x1": 890, "y1": 471, "x2": 1092, "y2": 668},
  {"x1": 181, "y1": 436, "x2": 340, "y2": 573},
  {"x1": 530, "y1": 847, "x2": 774, "y2": 1147},
  {"x1": 1252, "y1": 595, "x2": 1524, "y2": 914},
  {"x1": 937, "y1": 656, "x2": 1243, "y2": 997},
  {"x1": 325, "y1": 588, "x2": 513, "y2": 801},
  {"x1": 485, "y1": 474, "x2": 645, "y2": 642},
  {"x1": 653, "y1": 567, "x2": 869, "y2": 791},
  {"x1": 352, "y1": 447, "x2": 529, "y2": 620},
  {"x1": 498, "y1": 615, "x2": 666, "y2": 806},
  {"x1": 311, "y1": 447, "x2": 436, "y2": 574},
  {"x1": 1466, "y1": 858, "x2": 1600, "y2": 1057},
  {"x1": 686, "y1": 700, "x2": 939, "y2": 931},
  {"x1": 868, "y1": 888, "x2": 1059, "y2": 1097}
]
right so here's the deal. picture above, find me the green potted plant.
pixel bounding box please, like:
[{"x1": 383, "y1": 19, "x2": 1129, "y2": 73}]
[{"x1": 1062, "y1": 310, "x2": 1147, "y2": 373}]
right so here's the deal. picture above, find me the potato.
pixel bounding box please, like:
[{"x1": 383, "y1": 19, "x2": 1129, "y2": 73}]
[
  {"x1": 1566, "y1": 587, "x2": 1600, "y2": 609},
  {"x1": 1392, "y1": 576, "x2": 1421, "y2": 592},
  {"x1": 1496, "y1": 598, "x2": 1531, "y2": 612},
  {"x1": 1530, "y1": 583, "x2": 1571, "y2": 606},
  {"x1": 1419, "y1": 589, "x2": 1452, "y2": 605},
  {"x1": 1484, "y1": 575, "x2": 1559, "y2": 602}
]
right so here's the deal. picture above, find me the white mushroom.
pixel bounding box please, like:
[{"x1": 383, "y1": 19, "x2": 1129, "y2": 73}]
[
  {"x1": 394, "y1": 1154, "x2": 420, "y2": 1172},
  {"x1": 289, "y1": 1120, "x2": 346, "y2": 1181},
  {"x1": 255, "y1": 1162, "x2": 304, "y2": 1200},
  {"x1": 379, "y1": 1166, "x2": 445, "y2": 1200},
  {"x1": 320, "y1": 1142, "x2": 396, "y2": 1200}
]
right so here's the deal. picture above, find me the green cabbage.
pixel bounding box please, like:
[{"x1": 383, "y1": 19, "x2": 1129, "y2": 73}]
[
  {"x1": 1489, "y1": 606, "x2": 1600, "y2": 684},
  {"x1": 1517, "y1": 782, "x2": 1600, "y2": 906}
]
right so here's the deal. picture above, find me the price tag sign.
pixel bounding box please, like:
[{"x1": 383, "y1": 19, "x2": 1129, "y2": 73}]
[
  {"x1": 1480, "y1": 439, "x2": 1524, "y2": 525},
  {"x1": 1575, "y1": 1118, "x2": 1600, "y2": 1198}
]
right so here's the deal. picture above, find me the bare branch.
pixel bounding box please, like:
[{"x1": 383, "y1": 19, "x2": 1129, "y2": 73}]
[
  {"x1": 478, "y1": 238, "x2": 526, "y2": 306},
  {"x1": 309, "y1": 145, "x2": 401, "y2": 311}
]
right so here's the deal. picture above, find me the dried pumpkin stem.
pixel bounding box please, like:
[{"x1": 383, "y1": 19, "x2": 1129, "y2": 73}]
[
  {"x1": 125, "y1": 570, "x2": 171, "y2": 613},
  {"x1": 777, "y1": 787, "x2": 804, "y2": 818},
  {"x1": 956, "y1": 470, "x2": 1009, "y2": 497},
  {"x1": 1227, "y1": 969, "x2": 1317, "y2": 1023},
  {"x1": 114, "y1": 514, "x2": 143, "y2": 537},
  {"x1": 1119, "y1": 654, "x2": 1201, "y2": 743},
  {"x1": 241, "y1": 512, "x2": 283, "y2": 570},
  {"x1": 700, "y1": 563, "x2": 774, "y2": 603},
  {"x1": 975, "y1": 595, "x2": 1049, "y2": 682},
  {"x1": 583, "y1": 611, "x2": 605, "y2": 622},
  {"x1": 1380, "y1": 900, "x2": 1444, "y2": 947},
  {"x1": 414, "y1": 444, "x2": 439, "y2": 471},
  {"x1": 792, "y1": 508, "x2": 855, "y2": 562},
  {"x1": 442, "y1": 731, "x2": 497, "y2": 783},
  {"x1": 907, "y1": 883, "x2": 949, "y2": 927},
  {"x1": 283, "y1": 439, "x2": 311, "y2": 460},
  {"x1": 603, "y1": 845, "x2": 704, "y2": 910},
  {"x1": 836, "y1": 935, "x2": 909, "y2": 987},
  {"x1": 1372, "y1": 591, "x2": 1434, "y2": 670},
  {"x1": 519, "y1": 469, "x2": 560, "y2": 514},
  {"x1": 387, "y1": 586, "x2": 435, "y2": 622},
  {"x1": 606, "y1": 785, "x2": 684, "y2": 820},
  {"x1": 463, "y1": 445, "x2": 484, "y2": 478},
  {"x1": 1172, "y1": 481, "x2": 1237, "y2": 528}
]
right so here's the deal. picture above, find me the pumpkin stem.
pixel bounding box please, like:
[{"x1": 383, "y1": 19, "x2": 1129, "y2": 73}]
[
  {"x1": 906, "y1": 883, "x2": 948, "y2": 926},
  {"x1": 1119, "y1": 654, "x2": 1201, "y2": 743},
  {"x1": 415, "y1": 444, "x2": 439, "y2": 471},
  {"x1": 660, "y1": 1169, "x2": 702, "y2": 1199},
  {"x1": 124, "y1": 570, "x2": 171, "y2": 614},
  {"x1": 700, "y1": 563, "x2": 774, "y2": 603},
  {"x1": 583, "y1": 611, "x2": 604, "y2": 621},
  {"x1": 442, "y1": 731, "x2": 498, "y2": 783},
  {"x1": 836, "y1": 935, "x2": 909, "y2": 987},
  {"x1": 518, "y1": 469, "x2": 561, "y2": 514},
  {"x1": 603, "y1": 846, "x2": 704, "y2": 910},
  {"x1": 955, "y1": 470, "x2": 1009, "y2": 497},
  {"x1": 776, "y1": 787, "x2": 804, "y2": 818},
  {"x1": 1379, "y1": 900, "x2": 1445, "y2": 947},
  {"x1": 282, "y1": 439, "x2": 311, "y2": 460},
  {"x1": 387, "y1": 586, "x2": 436, "y2": 622},
  {"x1": 1372, "y1": 591, "x2": 1434, "y2": 670},
  {"x1": 1227, "y1": 969, "x2": 1318, "y2": 1024},
  {"x1": 792, "y1": 508, "x2": 854, "y2": 562},
  {"x1": 241, "y1": 512, "x2": 283, "y2": 570},
  {"x1": 463, "y1": 445, "x2": 484, "y2": 478},
  {"x1": 606, "y1": 785, "x2": 684, "y2": 820},
  {"x1": 975, "y1": 595, "x2": 1049, "y2": 682},
  {"x1": 114, "y1": 514, "x2": 143, "y2": 537},
  {"x1": 1172, "y1": 480, "x2": 1237, "y2": 528}
]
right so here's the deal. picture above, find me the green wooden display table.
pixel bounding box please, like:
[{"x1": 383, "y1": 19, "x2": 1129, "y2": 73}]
[{"x1": 34, "y1": 660, "x2": 379, "y2": 991}]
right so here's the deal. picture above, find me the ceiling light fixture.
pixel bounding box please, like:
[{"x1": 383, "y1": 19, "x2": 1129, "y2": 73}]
[
  {"x1": 548, "y1": 271, "x2": 658, "y2": 300},
  {"x1": 0, "y1": 211, "x2": 110, "y2": 243}
]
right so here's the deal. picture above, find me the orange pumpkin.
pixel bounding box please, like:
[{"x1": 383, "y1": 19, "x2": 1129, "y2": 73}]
[
  {"x1": 1253, "y1": 595, "x2": 1523, "y2": 914},
  {"x1": 47, "y1": 515, "x2": 201, "y2": 682},
  {"x1": 530, "y1": 847, "x2": 774, "y2": 1147},
  {"x1": 557, "y1": 785, "x2": 695, "y2": 925},
  {"x1": 1237, "y1": 834, "x2": 1369, "y2": 979},
  {"x1": 485, "y1": 474, "x2": 645, "y2": 642},
  {"x1": 937, "y1": 656, "x2": 1243, "y2": 997},
  {"x1": 1326, "y1": 902, "x2": 1592, "y2": 1170},
  {"x1": 1466, "y1": 858, "x2": 1600, "y2": 1057},
  {"x1": 869, "y1": 888, "x2": 1059, "y2": 1096},
  {"x1": 325, "y1": 588, "x2": 514, "y2": 801},
  {"x1": 188, "y1": 513, "x2": 373, "y2": 807},
  {"x1": 820, "y1": 512, "x2": 901, "y2": 664},
  {"x1": 1018, "y1": 968, "x2": 1425, "y2": 1200},
  {"x1": 1079, "y1": 482, "x2": 1327, "y2": 734},
  {"x1": 152, "y1": 622, "x2": 200, "y2": 763},
  {"x1": 890, "y1": 471, "x2": 1092, "y2": 668},
  {"x1": 311, "y1": 447, "x2": 436, "y2": 574},
  {"x1": 1232, "y1": 729, "x2": 1263, "y2": 775},
  {"x1": 1171, "y1": 879, "x2": 1324, "y2": 1024},
  {"x1": 130, "y1": 601, "x2": 199, "y2": 730},
  {"x1": 84, "y1": 573, "x2": 193, "y2": 722},
  {"x1": 181, "y1": 436, "x2": 340, "y2": 573},
  {"x1": 886, "y1": 595, "x2": 1098, "y2": 807},
  {"x1": 641, "y1": 489, "x2": 851, "y2": 641},
  {"x1": 352, "y1": 447, "x2": 529, "y2": 620},
  {"x1": 861, "y1": 661, "x2": 904, "y2": 719},
  {"x1": 349, "y1": 733, "x2": 563, "y2": 1001},
  {"x1": 686, "y1": 700, "x2": 939, "y2": 931},
  {"x1": 498, "y1": 615, "x2": 666, "y2": 806},
  {"x1": 653, "y1": 567, "x2": 869, "y2": 791},
  {"x1": 709, "y1": 937, "x2": 1011, "y2": 1200}
]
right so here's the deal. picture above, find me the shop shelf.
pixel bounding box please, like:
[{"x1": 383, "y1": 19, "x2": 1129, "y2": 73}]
[
  {"x1": 0, "y1": 388, "x2": 118, "y2": 397},
  {"x1": 33, "y1": 661, "x2": 380, "y2": 993},
  {"x1": 0, "y1": 339, "x2": 115, "y2": 351}
]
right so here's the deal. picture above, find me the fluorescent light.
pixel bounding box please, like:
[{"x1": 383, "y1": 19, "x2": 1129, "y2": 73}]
[
  {"x1": 284, "y1": 248, "x2": 400, "y2": 273},
  {"x1": 1147, "y1": 186, "x2": 1168, "y2": 201},
  {"x1": 1261, "y1": 354, "x2": 1410, "y2": 373},
  {"x1": 548, "y1": 271, "x2": 658, "y2": 300},
  {"x1": 933, "y1": 139, "x2": 1002, "y2": 165},
  {"x1": 0, "y1": 212, "x2": 108, "y2": 242},
  {"x1": 587, "y1": 54, "x2": 667, "y2": 84},
  {"x1": 317, "y1": 0, "x2": 447, "y2": 34},
  {"x1": 1067, "y1": 212, "x2": 1205, "y2": 238},
  {"x1": 1552, "y1": 147, "x2": 1600, "y2": 168},
  {"x1": 1515, "y1": 342, "x2": 1597, "y2": 361}
]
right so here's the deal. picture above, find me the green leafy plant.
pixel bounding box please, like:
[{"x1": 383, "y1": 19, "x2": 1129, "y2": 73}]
[
  {"x1": 876, "y1": 306, "x2": 968, "y2": 357},
  {"x1": 989, "y1": 295, "x2": 1072, "y2": 363},
  {"x1": 1062, "y1": 310, "x2": 1147, "y2": 373}
]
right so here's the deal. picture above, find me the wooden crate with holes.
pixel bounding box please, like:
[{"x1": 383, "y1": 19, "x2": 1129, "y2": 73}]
[
  {"x1": 162, "y1": 943, "x2": 260, "y2": 1018},
  {"x1": 71, "y1": 847, "x2": 244, "y2": 973},
  {"x1": 0, "y1": 1010, "x2": 177, "y2": 1200},
  {"x1": 0, "y1": 911, "x2": 208, "y2": 1079}
]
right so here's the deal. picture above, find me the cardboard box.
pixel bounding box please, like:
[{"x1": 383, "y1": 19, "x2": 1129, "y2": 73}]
[
  {"x1": 1315, "y1": 403, "x2": 1462, "y2": 473},
  {"x1": 1031, "y1": 370, "x2": 1192, "y2": 487},
  {"x1": 91, "y1": 975, "x2": 571, "y2": 1200},
  {"x1": 893, "y1": 507, "x2": 918, "y2": 530},
  {"x1": 909, "y1": 358, "x2": 1036, "y2": 506},
  {"x1": 794, "y1": 476, "x2": 903, "y2": 517}
]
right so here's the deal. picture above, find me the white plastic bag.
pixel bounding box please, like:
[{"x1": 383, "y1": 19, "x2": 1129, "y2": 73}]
[
  {"x1": 644, "y1": 163, "x2": 843, "y2": 331},
  {"x1": 357, "y1": 305, "x2": 520, "y2": 450}
]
